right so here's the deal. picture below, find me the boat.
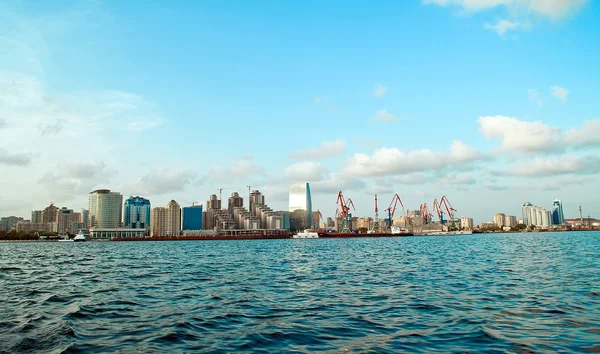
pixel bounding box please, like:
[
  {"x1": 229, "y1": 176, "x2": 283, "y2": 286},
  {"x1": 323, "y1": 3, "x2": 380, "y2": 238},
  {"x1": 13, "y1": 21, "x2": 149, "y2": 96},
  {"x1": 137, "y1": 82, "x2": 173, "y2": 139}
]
[
  {"x1": 58, "y1": 238, "x2": 73, "y2": 242},
  {"x1": 293, "y1": 230, "x2": 319, "y2": 238},
  {"x1": 74, "y1": 230, "x2": 87, "y2": 242}
]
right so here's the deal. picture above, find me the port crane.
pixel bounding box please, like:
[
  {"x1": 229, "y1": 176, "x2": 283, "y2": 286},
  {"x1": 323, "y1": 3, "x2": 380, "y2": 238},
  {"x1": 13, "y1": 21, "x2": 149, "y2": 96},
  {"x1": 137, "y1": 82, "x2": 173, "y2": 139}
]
[
  {"x1": 384, "y1": 194, "x2": 405, "y2": 230},
  {"x1": 336, "y1": 191, "x2": 355, "y2": 233},
  {"x1": 370, "y1": 195, "x2": 381, "y2": 233},
  {"x1": 433, "y1": 199, "x2": 444, "y2": 224},
  {"x1": 313, "y1": 210, "x2": 323, "y2": 229},
  {"x1": 439, "y1": 195, "x2": 457, "y2": 228},
  {"x1": 420, "y1": 203, "x2": 433, "y2": 224}
]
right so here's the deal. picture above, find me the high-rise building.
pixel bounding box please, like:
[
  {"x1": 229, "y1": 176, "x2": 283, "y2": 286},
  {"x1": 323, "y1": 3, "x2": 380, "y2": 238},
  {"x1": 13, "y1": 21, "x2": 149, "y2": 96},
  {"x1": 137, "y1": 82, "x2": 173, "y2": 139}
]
[
  {"x1": 42, "y1": 203, "x2": 59, "y2": 224},
  {"x1": 552, "y1": 199, "x2": 565, "y2": 225},
  {"x1": 228, "y1": 192, "x2": 244, "y2": 215},
  {"x1": 150, "y1": 207, "x2": 168, "y2": 236},
  {"x1": 289, "y1": 183, "x2": 313, "y2": 231},
  {"x1": 167, "y1": 200, "x2": 181, "y2": 236},
  {"x1": 81, "y1": 209, "x2": 89, "y2": 228},
  {"x1": 494, "y1": 213, "x2": 506, "y2": 228},
  {"x1": 88, "y1": 189, "x2": 123, "y2": 228},
  {"x1": 460, "y1": 217, "x2": 474, "y2": 230},
  {"x1": 522, "y1": 202, "x2": 552, "y2": 227},
  {"x1": 504, "y1": 215, "x2": 518, "y2": 227},
  {"x1": 31, "y1": 210, "x2": 43, "y2": 224},
  {"x1": 1, "y1": 216, "x2": 25, "y2": 231},
  {"x1": 182, "y1": 205, "x2": 203, "y2": 231},
  {"x1": 124, "y1": 196, "x2": 151, "y2": 229},
  {"x1": 57, "y1": 207, "x2": 82, "y2": 234}
]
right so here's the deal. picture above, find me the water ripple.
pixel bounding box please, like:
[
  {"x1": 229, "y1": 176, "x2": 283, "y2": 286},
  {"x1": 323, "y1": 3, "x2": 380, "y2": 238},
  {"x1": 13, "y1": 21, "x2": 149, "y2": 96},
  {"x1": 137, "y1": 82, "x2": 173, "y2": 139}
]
[{"x1": 1, "y1": 232, "x2": 599, "y2": 352}]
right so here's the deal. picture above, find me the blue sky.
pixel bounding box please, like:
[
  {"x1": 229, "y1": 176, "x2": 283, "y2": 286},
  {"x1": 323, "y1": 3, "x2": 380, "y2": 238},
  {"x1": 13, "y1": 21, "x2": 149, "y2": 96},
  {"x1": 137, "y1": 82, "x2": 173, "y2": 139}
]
[{"x1": 1, "y1": 0, "x2": 599, "y2": 224}]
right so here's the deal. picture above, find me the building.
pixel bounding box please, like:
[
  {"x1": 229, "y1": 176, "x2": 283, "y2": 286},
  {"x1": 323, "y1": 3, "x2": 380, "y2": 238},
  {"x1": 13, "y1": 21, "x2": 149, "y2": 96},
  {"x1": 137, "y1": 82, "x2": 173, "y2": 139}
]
[
  {"x1": 504, "y1": 215, "x2": 518, "y2": 228},
  {"x1": 182, "y1": 205, "x2": 203, "y2": 231},
  {"x1": 494, "y1": 213, "x2": 506, "y2": 228},
  {"x1": 150, "y1": 207, "x2": 168, "y2": 236},
  {"x1": 522, "y1": 202, "x2": 552, "y2": 227},
  {"x1": 124, "y1": 196, "x2": 151, "y2": 229},
  {"x1": 42, "y1": 203, "x2": 59, "y2": 224},
  {"x1": 289, "y1": 183, "x2": 312, "y2": 231},
  {"x1": 552, "y1": 199, "x2": 565, "y2": 225},
  {"x1": 31, "y1": 210, "x2": 43, "y2": 224},
  {"x1": 167, "y1": 200, "x2": 181, "y2": 236},
  {"x1": 16, "y1": 221, "x2": 57, "y2": 233},
  {"x1": 460, "y1": 217, "x2": 474, "y2": 230},
  {"x1": 89, "y1": 189, "x2": 123, "y2": 228},
  {"x1": 57, "y1": 207, "x2": 82, "y2": 234},
  {"x1": 81, "y1": 209, "x2": 89, "y2": 228},
  {"x1": 1, "y1": 216, "x2": 25, "y2": 231}
]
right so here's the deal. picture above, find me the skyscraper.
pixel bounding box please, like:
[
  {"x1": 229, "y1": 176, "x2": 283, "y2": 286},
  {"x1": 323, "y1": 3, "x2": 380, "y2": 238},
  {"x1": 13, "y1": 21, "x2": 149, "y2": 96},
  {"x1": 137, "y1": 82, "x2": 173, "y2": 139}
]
[
  {"x1": 552, "y1": 199, "x2": 564, "y2": 225},
  {"x1": 494, "y1": 213, "x2": 505, "y2": 228},
  {"x1": 88, "y1": 189, "x2": 123, "y2": 228},
  {"x1": 167, "y1": 200, "x2": 181, "y2": 236},
  {"x1": 522, "y1": 202, "x2": 552, "y2": 227},
  {"x1": 42, "y1": 203, "x2": 59, "y2": 224},
  {"x1": 124, "y1": 196, "x2": 151, "y2": 229},
  {"x1": 289, "y1": 183, "x2": 312, "y2": 231}
]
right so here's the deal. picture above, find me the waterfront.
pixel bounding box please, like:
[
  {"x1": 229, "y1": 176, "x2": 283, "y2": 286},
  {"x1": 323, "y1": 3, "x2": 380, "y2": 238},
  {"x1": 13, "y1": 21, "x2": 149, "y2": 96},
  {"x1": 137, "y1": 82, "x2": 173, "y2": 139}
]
[{"x1": 1, "y1": 232, "x2": 599, "y2": 352}]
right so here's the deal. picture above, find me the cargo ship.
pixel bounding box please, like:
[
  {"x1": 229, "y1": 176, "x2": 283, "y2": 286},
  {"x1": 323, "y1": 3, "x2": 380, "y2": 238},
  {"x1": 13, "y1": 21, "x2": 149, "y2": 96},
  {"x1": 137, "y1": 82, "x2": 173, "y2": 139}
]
[
  {"x1": 318, "y1": 227, "x2": 414, "y2": 238},
  {"x1": 111, "y1": 234, "x2": 294, "y2": 241}
]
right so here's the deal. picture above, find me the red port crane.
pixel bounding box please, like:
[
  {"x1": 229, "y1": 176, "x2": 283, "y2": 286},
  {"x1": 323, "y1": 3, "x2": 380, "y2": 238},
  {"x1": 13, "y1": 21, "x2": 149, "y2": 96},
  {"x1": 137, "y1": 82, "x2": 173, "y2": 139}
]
[
  {"x1": 433, "y1": 199, "x2": 443, "y2": 223},
  {"x1": 439, "y1": 195, "x2": 457, "y2": 221},
  {"x1": 336, "y1": 191, "x2": 355, "y2": 232},
  {"x1": 313, "y1": 210, "x2": 323, "y2": 229},
  {"x1": 420, "y1": 203, "x2": 432, "y2": 224},
  {"x1": 385, "y1": 194, "x2": 405, "y2": 227}
]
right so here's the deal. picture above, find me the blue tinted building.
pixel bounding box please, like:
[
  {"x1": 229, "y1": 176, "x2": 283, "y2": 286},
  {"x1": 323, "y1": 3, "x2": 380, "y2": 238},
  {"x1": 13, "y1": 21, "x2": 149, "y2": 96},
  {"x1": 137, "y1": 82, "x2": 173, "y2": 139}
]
[
  {"x1": 552, "y1": 199, "x2": 564, "y2": 225},
  {"x1": 289, "y1": 183, "x2": 313, "y2": 231},
  {"x1": 182, "y1": 205, "x2": 203, "y2": 230},
  {"x1": 124, "y1": 196, "x2": 151, "y2": 229}
]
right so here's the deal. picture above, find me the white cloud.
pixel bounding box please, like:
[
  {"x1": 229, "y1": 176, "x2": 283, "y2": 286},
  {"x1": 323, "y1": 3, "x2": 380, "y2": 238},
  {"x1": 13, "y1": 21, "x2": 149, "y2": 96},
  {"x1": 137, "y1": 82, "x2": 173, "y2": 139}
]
[
  {"x1": 440, "y1": 173, "x2": 477, "y2": 185},
  {"x1": 373, "y1": 84, "x2": 388, "y2": 97},
  {"x1": 288, "y1": 139, "x2": 347, "y2": 160},
  {"x1": 132, "y1": 167, "x2": 198, "y2": 195},
  {"x1": 528, "y1": 89, "x2": 543, "y2": 106},
  {"x1": 284, "y1": 161, "x2": 328, "y2": 182},
  {"x1": 342, "y1": 140, "x2": 485, "y2": 177},
  {"x1": 506, "y1": 155, "x2": 600, "y2": 177},
  {"x1": 210, "y1": 157, "x2": 266, "y2": 182},
  {"x1": 422, "y1": 0, "x2": 588, "y2": 19},
  {"x1": 550, "y1": 85, "x2": 568, "y2": 102},
  {"x1": 311, "y1": 173, "x2": 367, "y2": 193},
  {"x1": 371, "y1": 109, "x2": 397, "y2": 122},
  {"x1": 478, "y1": 115, "x2": 562, "y2": 153},
  {"x1": 354, "y1": 137, "x2": 380, "y2": 149},
  {"x1": 564, "y1": 120, "x2": 600, "y2": 148},
  {"x1": 38, "y1": 160, "x2": 115, "y2": 201},
  {"x1": 0, "y1": 148, "x2": 32, "y2": 166},
  {"x1": 484, "y1": 20, "x2": 519, "y2": 36}
]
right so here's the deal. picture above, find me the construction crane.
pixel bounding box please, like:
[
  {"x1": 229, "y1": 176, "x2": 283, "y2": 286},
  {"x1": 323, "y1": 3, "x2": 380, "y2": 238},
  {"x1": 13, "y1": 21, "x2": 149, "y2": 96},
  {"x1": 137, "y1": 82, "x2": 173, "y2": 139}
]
[
  {"x1": 336, "y1": 191, "x2": 355, "y2": 233},
  {"x1": 384, "y1": 194, "x2": 405, "y2": 229},
  {"x1": 217, "y1": 187, "x2": 233, "y2": 202},
  {"x1": 184, "y1": 201, "x2": 199, "y2": 206}
]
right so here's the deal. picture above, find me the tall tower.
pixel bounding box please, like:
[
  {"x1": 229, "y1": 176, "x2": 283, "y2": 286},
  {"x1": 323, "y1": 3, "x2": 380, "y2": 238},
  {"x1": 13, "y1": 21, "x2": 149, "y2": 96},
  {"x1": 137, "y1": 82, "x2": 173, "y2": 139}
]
[
  {"x1": 552, "y1": 199, "x2": 564, "y2": 225},
  {"x1": 167, "y1": 200, "x2": 181, "y2": 236},
  {"x1": 88, "y1": 189, "x2": 123, "y2": 228},
  {"x1": 124, "y1": 196, "x2": 151, "y2": 229},
  {"x1": 289, "y1": 183, "x2": 312, "y2": 231}
]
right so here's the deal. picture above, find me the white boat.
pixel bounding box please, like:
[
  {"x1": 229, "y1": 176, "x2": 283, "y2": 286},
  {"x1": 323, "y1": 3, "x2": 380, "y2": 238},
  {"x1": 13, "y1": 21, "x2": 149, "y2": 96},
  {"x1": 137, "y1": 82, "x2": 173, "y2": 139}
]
[
  {"x1": 74, "y1": 230, "x2": 87, "y2": 242},
  {"x1": 293, "y1": 230, "x2": 319, "y2": 238},
  {"x1": 58, "y1": 238, "x2": 74, "y2": 242}
]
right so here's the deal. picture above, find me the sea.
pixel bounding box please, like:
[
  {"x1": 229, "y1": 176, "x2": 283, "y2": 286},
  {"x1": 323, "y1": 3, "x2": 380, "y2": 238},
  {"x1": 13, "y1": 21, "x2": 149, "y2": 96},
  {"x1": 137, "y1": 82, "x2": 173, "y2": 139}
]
[{"x1": 1, "y1": 232, "x2": 599, "y2": 353}]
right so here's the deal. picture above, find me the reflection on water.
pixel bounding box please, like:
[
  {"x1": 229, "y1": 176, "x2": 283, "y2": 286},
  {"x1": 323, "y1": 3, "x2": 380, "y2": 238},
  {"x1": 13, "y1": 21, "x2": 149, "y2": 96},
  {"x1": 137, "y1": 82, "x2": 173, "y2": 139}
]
[{"x1": 1, "y1": 232, "x2": 599, "y2": 352}]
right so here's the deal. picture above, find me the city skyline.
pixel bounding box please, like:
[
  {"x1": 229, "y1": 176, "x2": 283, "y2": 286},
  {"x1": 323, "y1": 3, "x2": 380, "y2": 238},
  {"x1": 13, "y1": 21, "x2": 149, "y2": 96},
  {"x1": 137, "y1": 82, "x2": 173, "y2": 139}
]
[{"x1": 1, "y1": 1, "x2": 599, "y2": 223}]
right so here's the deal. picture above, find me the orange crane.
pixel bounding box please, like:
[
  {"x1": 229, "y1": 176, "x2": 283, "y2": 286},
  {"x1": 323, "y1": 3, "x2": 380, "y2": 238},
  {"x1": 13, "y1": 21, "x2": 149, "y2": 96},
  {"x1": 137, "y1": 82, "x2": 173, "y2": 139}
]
[
  {"x1": 420, "y1": 203, "x2": 432, "y2": 224},
  {"x1": 313, "y1": 210, "x2": 323, "y2": 229},
  {"x1": 385, "y1": 194, "x2": 405, "y2": 228},
  {"x1": 433, "y1": 199, "x2": 443, "y2": 223},
  {"x1": 439, "y1": 195, "x2": 457, "y2": 220},
  {"x1": 336, "y1": 191, "x2": 355, "y2": 232}
]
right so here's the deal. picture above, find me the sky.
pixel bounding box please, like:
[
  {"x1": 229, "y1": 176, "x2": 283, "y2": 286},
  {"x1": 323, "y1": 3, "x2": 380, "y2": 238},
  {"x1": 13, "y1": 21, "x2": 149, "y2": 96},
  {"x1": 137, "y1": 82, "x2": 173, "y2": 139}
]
[{"x1": 0, "y1": 0, "x2": 599, "y2": 224}]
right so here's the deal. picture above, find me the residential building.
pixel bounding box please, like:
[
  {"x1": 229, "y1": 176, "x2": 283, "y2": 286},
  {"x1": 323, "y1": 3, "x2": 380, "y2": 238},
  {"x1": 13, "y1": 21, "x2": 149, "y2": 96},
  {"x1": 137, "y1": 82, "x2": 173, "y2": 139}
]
[
  {"x1": 460, "y1": 217, "x2": 474, "y2": 230},
  {"x1": 522, "y1": 202, "x2": 552, "y2": 227},
  {"x1": 81, "y1": 209, "x2": 89, "y2": 228},
  {"x1": 124, "y1": 196, "x2": 151, "y2": 229},
  {"x1": 150, "y1": 207, "x2": 168, "y2": 236},
  {"x1": 504, "y1": 215, "x2": 518, "y2": 228},
  {"x1": 16, "y1": 221, "x2": 57, "y2": 233},
  {"x1": 182, "y1": 205, "x2": 203, "y2": 231},
  {"x1": 42, "y1": 203, "x2": 59, "y2": 223},
  {"x1": 552, "y1": 199, "x2": 565, "y2": 225},
  {"x1": 57, "y1": 207, "x2": 82, "y2": 234},
  {"x1": 494, "y1": 213, "x2": 505, "y2": 228},
  {"x1": 289, "y1": 183, "x2": 312, "y2": 231},
  {"x1": 1, "y1": 216, "x2": 25, "y2": 231},
  {"x1": 89, "y1": 189, "x2": 123, "y2": 228},
  {"x1": 31, "y1": 210, "x2": 43, "y2": 224}
]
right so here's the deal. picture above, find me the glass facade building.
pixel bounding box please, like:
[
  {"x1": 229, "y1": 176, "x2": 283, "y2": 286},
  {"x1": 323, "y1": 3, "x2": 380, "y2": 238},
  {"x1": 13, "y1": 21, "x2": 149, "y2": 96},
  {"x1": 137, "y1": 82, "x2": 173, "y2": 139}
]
[
  {"x1": 124, "y1": 196, "x2": 151, "y2": 229},
  {"x1": 182, "y1": 205, "x2": 203, "y2": 231},
  {"x1": 552, "y1": 199, "x2": 565, "y2": 225},
  {"x1": 289, "y1": 183, "x2": 312, "y2": 231}
]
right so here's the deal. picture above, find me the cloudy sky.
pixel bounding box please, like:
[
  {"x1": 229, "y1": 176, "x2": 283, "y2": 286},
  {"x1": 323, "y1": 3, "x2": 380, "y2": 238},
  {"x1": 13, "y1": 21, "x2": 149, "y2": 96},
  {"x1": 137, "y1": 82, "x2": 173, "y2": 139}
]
[{"x1": 1, "y1": 0, "x2": 598, "y2": 224}]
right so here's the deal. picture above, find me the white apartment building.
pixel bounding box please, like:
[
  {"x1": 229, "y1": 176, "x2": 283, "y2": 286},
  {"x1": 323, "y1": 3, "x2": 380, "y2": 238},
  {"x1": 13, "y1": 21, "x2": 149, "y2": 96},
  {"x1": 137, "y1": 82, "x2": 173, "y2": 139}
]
[{"x1": 88, "y1": 189, "x2": 123, "y2": 228}]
